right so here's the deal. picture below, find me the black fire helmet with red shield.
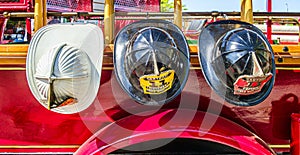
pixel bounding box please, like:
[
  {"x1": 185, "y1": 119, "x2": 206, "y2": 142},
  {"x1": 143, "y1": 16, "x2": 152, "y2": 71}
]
[{"x1": 199, "y1": 20, "x2": 276, "y2": 106}]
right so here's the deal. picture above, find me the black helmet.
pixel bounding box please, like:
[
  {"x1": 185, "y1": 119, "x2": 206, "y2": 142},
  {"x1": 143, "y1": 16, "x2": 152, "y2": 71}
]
[
  {"x1": 114, "y1": 19, "x2": 190, "y2": 105},
  {"x1": 199, "y1": 20, "x2": 275, "y2": 106}
]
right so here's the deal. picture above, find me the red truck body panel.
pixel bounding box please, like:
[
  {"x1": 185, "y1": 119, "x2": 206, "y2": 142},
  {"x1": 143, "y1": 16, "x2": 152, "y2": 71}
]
[{"x1": 0, "y1": 68, "x2": 298, "y2": 153}]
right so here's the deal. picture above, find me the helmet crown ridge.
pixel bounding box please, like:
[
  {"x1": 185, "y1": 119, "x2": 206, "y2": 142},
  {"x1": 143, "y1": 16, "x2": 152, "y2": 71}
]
[{"x1": 251, "y1": 52, "x2": 264, "y2": 76}]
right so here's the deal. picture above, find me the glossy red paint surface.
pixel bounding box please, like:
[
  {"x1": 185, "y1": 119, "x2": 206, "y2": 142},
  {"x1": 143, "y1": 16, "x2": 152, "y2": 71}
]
[
  {"x1": 291, "y1": 113, "x2": 300, "y2": 155},
  {"x1": 75, "y1": 109, "x2": 274, "y2": 155},
  {"x1": 0, "y1": 70, "x2": 95, "y2": 152},
  {"x1": 0, "y1": 68, "x2": 299, "y2": 153}
]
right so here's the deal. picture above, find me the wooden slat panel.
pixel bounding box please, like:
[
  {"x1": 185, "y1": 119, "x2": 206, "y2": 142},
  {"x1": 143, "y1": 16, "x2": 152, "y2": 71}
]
[
  {"x1": 0, "y1": 44, "x2": 28, "y2": 53},
  {"x1": 272, "y1": 45, "x2": 300, "y2": 53},
  {"x1": 0, "y1": 45, "x2": 28, "y2": 66}
]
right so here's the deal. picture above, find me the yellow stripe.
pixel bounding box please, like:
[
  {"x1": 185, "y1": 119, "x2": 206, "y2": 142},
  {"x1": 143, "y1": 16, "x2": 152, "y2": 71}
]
[
  {"x1": 0, "y1": 67, "x2": 26, "y2": 71},
  {"x1": 276, "y1": 67, "x2": 300, "y2": 70},
  {"x1": 268, "y1": 144, "x2": 290, "y2": 149}
]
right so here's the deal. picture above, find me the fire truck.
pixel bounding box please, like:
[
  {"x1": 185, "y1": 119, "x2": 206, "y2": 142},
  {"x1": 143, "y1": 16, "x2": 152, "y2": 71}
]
[{"x1": 1, "y1": 0, "x2": 300, "y2": 154}]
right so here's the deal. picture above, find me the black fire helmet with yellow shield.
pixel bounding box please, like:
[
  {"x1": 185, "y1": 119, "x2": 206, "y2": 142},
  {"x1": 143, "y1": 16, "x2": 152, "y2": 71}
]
[{"x1": 114, "y1": 19, "x2": 190, "y2": 105}]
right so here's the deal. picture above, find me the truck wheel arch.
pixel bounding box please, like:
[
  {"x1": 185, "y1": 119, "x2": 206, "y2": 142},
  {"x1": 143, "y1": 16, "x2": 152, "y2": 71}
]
[{"x1": 75, "y1": 109, "x2": 275, "y2": 155}]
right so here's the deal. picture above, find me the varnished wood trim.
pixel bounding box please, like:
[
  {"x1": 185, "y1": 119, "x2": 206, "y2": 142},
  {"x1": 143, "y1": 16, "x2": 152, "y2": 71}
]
[{"x1": 2, "y1": 44, "x2": 300, "y2": 69}]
